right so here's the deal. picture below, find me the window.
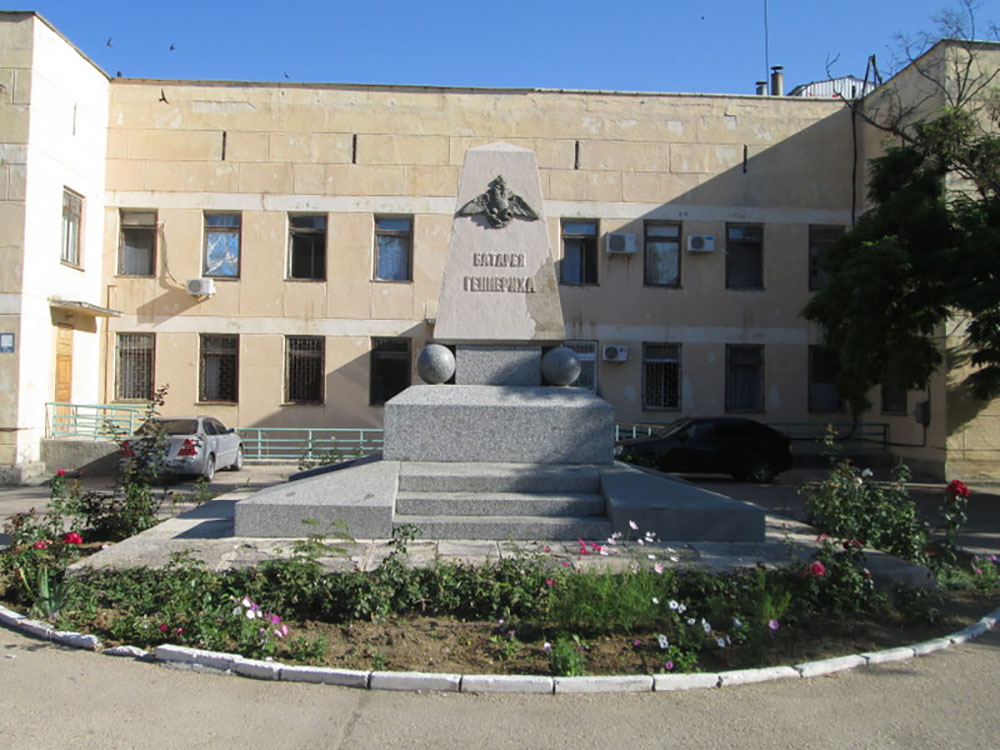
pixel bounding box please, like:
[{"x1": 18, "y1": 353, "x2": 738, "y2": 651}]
[
  {"x1": 374, "y1": 216, "x2": 412, "y2": 281},
  {"x1": 565, "y1": 341, "x2": 598, "y2": 391},
  {"x1": 643, "y1": 343, "x2": 680, "y2": 410},
  {"x1": 199, "y1": 335, "x2": 239, "y2": 402},
  {"x1": 561, "y1": 220, "x2": 598, "y2": 285},
  {"x1": 119, "y1": 210, "x2": 156, "y2": 276},
  {"x1": 726, "y1": 345, "x2": 764, "y2": 412},
  {"x1": 288, "y1": 214, "x2": 326, "y2": 280},
  {"x1": 115, "y1": 333, "x2": 154, "y2": 401},
  {"x1": 809, "y1": 346, "x2": 844, "y2": 412},
  {"x1": 370, "y1": 338, "x2": 411, "y2": 405},
  {"x1": 203, "y1": 213, "x2": 241, "y2": 277},
  {"x1": 61, "y1": 189, "x2": 82, "y2": 266},
  {"x1": 726, "y1": 224, "x2": 763, "y2": 289},
  {"x1": 809, "y1": 225, "x2": 844, "y2": 291},
  {"x1": 881, "y1": 359, "x2": 908, "y2": 414},
  {"x1": 285, "y1": 337, "x2": 324, "y2": 403},
  {"x1": 644, "y1": 222, "x2": 681, "y2": 287}
]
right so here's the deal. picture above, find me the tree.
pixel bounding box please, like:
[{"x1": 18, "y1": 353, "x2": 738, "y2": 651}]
[{"x1": 803, "y1": 4, "x2": 1000, "y2": 416}]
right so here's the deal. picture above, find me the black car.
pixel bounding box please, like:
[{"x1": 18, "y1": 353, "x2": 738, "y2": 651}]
[{"x1": 618, "y1": 417, "x2": 793, "y2": 482}]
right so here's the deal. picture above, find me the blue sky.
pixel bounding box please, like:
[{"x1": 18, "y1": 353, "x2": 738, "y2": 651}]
[{"x1": 19, "y1": 0, "x2": 994, "y2": 94}]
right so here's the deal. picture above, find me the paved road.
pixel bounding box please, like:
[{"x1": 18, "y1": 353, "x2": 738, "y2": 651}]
[{"x1": 2, "y1": 623, "x2": 999, "y2": 749}]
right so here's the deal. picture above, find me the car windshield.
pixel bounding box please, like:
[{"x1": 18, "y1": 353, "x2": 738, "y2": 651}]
[
  {"x1": 137, "y1": 419, "x2": 198, "y2": 436},
  {"x1": 654, "y1": 419, "x2": 693, "y2": 438}
]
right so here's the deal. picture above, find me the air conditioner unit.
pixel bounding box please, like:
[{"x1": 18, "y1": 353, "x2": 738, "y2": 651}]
[
  {"x1": 603, "y1": 345, "x2": 629, "y2": 362},
  {"x1": 185, "y1": 278, "x2": 216, "y2": 297},
  {"x1": 606, "y1": 233, "x2": 637, "y2": 254},
  {"x1": 686, "y1": 234, "x2": 716, "y2": 252}
]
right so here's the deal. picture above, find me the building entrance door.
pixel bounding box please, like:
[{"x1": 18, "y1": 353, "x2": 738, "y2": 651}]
[{"x1": 54, "y1": 326, "x2": 72, "y2": 406}]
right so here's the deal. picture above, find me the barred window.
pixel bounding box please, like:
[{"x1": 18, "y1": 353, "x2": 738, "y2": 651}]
[
  {"x1": 726, "y1": 345, "x2": 764, "y2": 412},
  {"x1": 726, "y1": 224, "x2": 763, "y2": 290},
  {"x1": 288, "y1": 214, "x2": 326, "y2": 280},
  {"x1": 809, "y1": 346, "x2": 844, "y2": 413},
  {"x1": 644, "y1": 222, "x2": 681, "y2": 287},
  {"x1": 370, "y1": 338, "x2": 411, "y2": 405},
  {"x1": 564, "y1": 341, "x2": 598, "y2": 391},
  {"x1": 115, "y1": 333, "x2": 154, "y2": 401},
  {"x1": 375, "y1": 217, "x2": 412, "y2": 281},
  {"x1": 561, "y1": 220, "x2": 598, "y2": 285},
  {"x1": 119, "y1": 210, "x2": 156, "y2": 276},
  {"x1": 200, "y1": 335, "x2": 239, "y2": 402},
  {"x1": 61, "y1": 189, "x2": 83, "y2": 266},
  {"x1": 285, "y1": 337, "x2": 324, "y2": 403},
  {"x1": 203, "y1": 213, "x2": 241, "y2": 277},
  {"x1": 881, "y1": 358, "x2": 908, "y2": 414},
  {"x1": 643, "y1": 343, "x2": 680, "y2": 410}
]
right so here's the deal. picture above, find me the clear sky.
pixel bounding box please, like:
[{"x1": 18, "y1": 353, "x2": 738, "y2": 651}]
[{"x1": 15, "y1": 0, "x2": 996, "y2": 94}]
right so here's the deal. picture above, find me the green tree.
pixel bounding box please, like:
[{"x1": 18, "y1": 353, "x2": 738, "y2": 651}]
[{"x1": 804, "y1": 8, "x2": 1000, "y2": 415}]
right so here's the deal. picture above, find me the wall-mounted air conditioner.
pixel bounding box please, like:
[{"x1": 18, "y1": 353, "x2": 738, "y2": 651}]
[
  {"x1": 603, "y1": 345, "x2": 629, "y2": 362},
  {"x1": 606, "y1": 233, "x2": 638, "y2": 254},
  {"x1": 186, "y1": 278, "x2": 216, "y2": 297},
  {"x1": 686, "y1": 234, "x2": 716, "y2": 252}
]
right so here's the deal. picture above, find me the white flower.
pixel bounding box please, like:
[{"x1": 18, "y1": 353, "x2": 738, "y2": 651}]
[
  {"x1": 678, "y1": 604, "x2": 687, "y2": 613},
  {"x1": 652, "y1": 597, "x2": 660, "y2": 605},
  {"x1": 241, "y1": 597, "x2": 252, "y2": 608},
  {"x1": 647, "y1": 553, "x2": 656, "y2": 560},
  {"x1": 861, "y1": 468, "x2": 873, "y2": 478},
  {"x1": 669, "y1": 600, "x2": 680, "y2": 610},
  {"x1": 657, "y1": 634, "x2": 669, "y2": 649},
  {"x1": 637, "y1": 539, "x2": 645, "y2": 546},
  {"x1": 629, "y1": 520, "x2": 639, "y2": 531},
  {"x1": 686, "y1": 617, "x2": 696, "y2": 626},
  {"x1": 654, "y1": 563, "x2": 665, "y2": 574},
  {"x1": 701, "y1": 619, "x2": 712, "y2": 634},
  {"x1": 669, "y1": 556, "x2": 679, "y2": 562},
  {"x1": 245, "y1": 610, "x2": 257, "y2": 620},
  {"x1": 715, "y1": 637, "x2": 726, "y2": 648},
  {"x1": 732, "y1": 617, "x2": 743, "y2": 628}
]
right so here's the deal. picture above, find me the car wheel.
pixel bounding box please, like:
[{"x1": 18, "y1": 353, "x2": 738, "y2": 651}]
[
  {"x1": 230, "y1": 446, "x2": 244, "y2": 471},
  {"x1": 749, "y1": 460, "x2": 776, "y2": 483},
  {"x1": 202, "y1": 454, "x2": 216, "y2": 482}
]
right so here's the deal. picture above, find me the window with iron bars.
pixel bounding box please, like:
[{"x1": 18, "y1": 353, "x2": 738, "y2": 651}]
[
  {"x1": 564, "y1": 341, "x2": 598, "y2": 391},
  {"x1": 285, "y1": 336, "x2": 324, "y2": 403},
  {"x1": 200, "y1": 334, "x2": 239, "y2": 402},
  {"x1": 643, "y1": 343, "x2": 680, "y2": 410},
  {"x1": 370, "y1": 338, "x2": 411, "y2": 405},
  {"x1": 725, "y1": 344, "x2": 764, "y2": 412},
  {"x1": 115, "y1": 333, "x2": 154, "y2": 401}
]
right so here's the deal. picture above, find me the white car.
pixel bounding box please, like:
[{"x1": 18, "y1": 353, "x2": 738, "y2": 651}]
[{"x1": 122, "y1": 416, "x2": 243, "y2": 481}]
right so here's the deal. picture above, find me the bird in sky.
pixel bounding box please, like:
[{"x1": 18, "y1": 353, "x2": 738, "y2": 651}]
[
  {"x1": 169, "y1": 43, "x2": 176, "y2": 51},
  {"x1": 106, "y1": 37, "x2": 112, "y2": 47}
]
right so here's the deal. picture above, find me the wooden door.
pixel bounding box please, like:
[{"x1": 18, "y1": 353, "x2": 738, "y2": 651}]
[{"x1": 54, "y1": 326, "x2": 73, "y2": 405}]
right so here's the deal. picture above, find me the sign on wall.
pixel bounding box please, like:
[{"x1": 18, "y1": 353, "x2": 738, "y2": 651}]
[{"x1": 0, "y1": 333, "x2": 14, "y2": 353}]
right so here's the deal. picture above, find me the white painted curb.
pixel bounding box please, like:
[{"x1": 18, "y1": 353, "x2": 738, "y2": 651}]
[{"x1": 0, "y1": 597, "x2": 997, "y2": 694}]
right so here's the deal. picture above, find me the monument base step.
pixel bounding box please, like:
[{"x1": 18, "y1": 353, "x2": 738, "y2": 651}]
[
  {"x1": 392, "y1": 514, "x2": 612, "y2": 541},
  {"x1": 397, "y1": 462, "x2": 601, "y2": 493},
  {"x1": 395, "y1": 491, "x2": 605, "y2": 517}
]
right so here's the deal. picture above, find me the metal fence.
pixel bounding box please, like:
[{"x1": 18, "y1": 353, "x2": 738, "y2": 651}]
[
  {"x1": 614, "y1": 420, "x2": 890, "y2": 452},
  {"x1": 237, "y1": 427, "x2": 384, "y2": 464},
  {"x1": 45, "y1": 402, "x2": 147, "y2": 440}
]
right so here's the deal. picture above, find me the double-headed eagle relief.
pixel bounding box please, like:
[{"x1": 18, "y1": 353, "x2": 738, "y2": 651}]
[{"x1": 457, "y1": 175, "x2": 538, "y2": 228}]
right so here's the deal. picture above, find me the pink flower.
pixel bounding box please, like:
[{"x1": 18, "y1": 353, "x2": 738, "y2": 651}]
[
  {"x1": 56, "y1": 469, "x2": 66, "y2": 477},
  {"x1": 159, "y1": 623, "x2": 169, "y2": 633},
  {"x1": 768, "y1": 619, "x2": 780, "y2": 631},
  {"x1": 653, "y1": 563, "x2": 665, "y2": 575},
  {"x1": 816, "y1": 533, "x2": 829, "y2": 543},
  {"x1": 561, "y1": 561, "x2": 571, "y2": 567},
  {"x1": 975, "y1": 567, "x2": 984, "y2": 575},
  {"x1": 632, "y1": 639, "x2": 642, "y2": 647},
  {"x1": 808, "y1": 561, "x2": 827, "y2": 577},
  {"x1": 542, "y1": 546, "x2": 552, "y2": 553},
  {"x1": 663, "y1": 660, "x2": 675, "y2": 671},
  {"x1": 545, "y1": 579, "x2": 555, "y2": 587},
  {"x1": 32, "y1": 540, "x2": 51, "y2": 550},
  {"x1": 62, "y1": 532, "x2": 83, "y2": 545},
  {"x1": 628, "y1": 520, "x2": 639, "y2": 531}
]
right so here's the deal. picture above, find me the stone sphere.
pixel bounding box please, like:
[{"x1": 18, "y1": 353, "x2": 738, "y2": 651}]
[
  {"x1": 416, "y1": 343, "x2": 456, "y2": 384},
  {"x1": 541, "y1": 346, "x2": 581, "y2": 386}
]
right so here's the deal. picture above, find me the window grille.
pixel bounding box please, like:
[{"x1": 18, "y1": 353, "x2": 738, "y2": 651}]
[
  {"x1": 61, "y1": 189, "x2": 82, "y2": 266},
  {"x1": 370, "y1": 338, "x2": 411, "y2": 405},
  {"x1": 565, "y1": 341, "x2": 598, "y2": 391},
  {"x1": 116, "y1": 333, "x2": 154, "y2": 400},
  {"x1": 285, "y1": 337, "x2": 324, "y2": 403},
  {"x1": 643, "y1": 343, "x2": 680, "y2": 409},
  {"x1": 809, "y1": 345, "x2": 844, "y2": 412},
  {"x1": 726, "y1": 345, "x2": 764, "y2": 412},
  {"x1": 200, "y1": 335, "x2": 239, "y2": 402}
]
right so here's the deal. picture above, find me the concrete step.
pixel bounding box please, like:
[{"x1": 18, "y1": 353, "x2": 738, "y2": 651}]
[
  {"x1": 397, "y1": 462, "x2": 602, "y2": 493},
  {"x1": 395, "y1": 491, "x2": 606, "y2": 518},
  {"x1": 393, "y1": 514, "x2": 613, "y2": 541}
]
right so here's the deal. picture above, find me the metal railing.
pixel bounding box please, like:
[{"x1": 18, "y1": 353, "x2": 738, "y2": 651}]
[
  {"x1": 238, "y1": 427, "x2": 384, "y2": 464},
  {"x1": 45, "y1": 402, "x2": 147, "y2": 440},
  {"x1": 767, "y1": 422, "x2": 889, "y2": 452}
]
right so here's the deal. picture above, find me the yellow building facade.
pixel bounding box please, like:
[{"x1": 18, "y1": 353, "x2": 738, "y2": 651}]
[{"x1": 2, "y1": 11, "x2": 997, "y2": 482}]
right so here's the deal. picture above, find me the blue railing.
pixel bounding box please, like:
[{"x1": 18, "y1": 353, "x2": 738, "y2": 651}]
[
  {"x1": 45, "y1": 402, "x2": 147, "y2": 440},
  {"x1": 237, "y1": 427, "x2": 384, "y2": 463}
]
